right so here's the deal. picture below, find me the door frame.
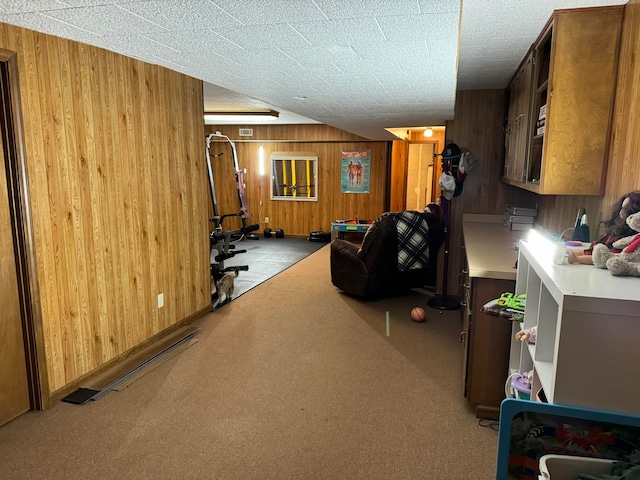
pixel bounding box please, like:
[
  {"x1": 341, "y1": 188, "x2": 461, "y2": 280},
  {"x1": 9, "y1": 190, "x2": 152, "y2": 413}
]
[{"x1": 1, "y1": 47, "x2": 48, "y2": 410}]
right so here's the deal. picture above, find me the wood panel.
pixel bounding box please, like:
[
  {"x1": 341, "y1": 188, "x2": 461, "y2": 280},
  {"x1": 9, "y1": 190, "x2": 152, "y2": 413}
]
[
  {"x1": 445, "y1": 90, "x2": 510, "y2": 296},
  {"x1": 389, "y1": 140, "x2": 408, "y2": 212},
  {"x1": 603, "y1": 0, "x2": 640, "y2": 217},
  {"x1": 0, "y1": 23, "x2": 210, "y2": 394},
  {"x1": 204, "y1": 125, "x2": 389, "y2": 236}
]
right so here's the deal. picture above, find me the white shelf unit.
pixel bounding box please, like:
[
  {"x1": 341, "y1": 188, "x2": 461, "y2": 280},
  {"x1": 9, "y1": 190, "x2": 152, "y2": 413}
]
[{"x1": 509, "y1": 233, "x2": 640, "y2": 415}]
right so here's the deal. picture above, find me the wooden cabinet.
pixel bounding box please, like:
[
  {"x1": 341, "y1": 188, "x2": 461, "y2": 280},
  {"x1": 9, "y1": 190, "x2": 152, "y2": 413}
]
[
  {"x1": 510, "y1": 234, "x2": 640, "y2": 415},
  {"x1": 504, "y1": 48, "x2": 534, "y2": 184},
  {"x1": 461, "y1": 215, "x2": 521, "y2": 419},
  {"x1": 503, "y1": 6, "x2": 623, "y2": 195}
]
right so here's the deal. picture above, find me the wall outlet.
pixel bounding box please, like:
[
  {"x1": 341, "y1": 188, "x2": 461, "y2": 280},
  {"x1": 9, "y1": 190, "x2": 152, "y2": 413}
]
[
  {"x1": 265, "y1": 216, "x2": 269, "y2": 224},
  {"x1": 157, "y1": 293, "x2": 164, "y2": 308}
]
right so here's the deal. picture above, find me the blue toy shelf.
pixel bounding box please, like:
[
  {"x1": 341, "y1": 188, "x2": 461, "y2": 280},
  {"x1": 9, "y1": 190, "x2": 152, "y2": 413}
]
[{"x1": 496, "y1": 398, "x2": 640, "y2": 479}]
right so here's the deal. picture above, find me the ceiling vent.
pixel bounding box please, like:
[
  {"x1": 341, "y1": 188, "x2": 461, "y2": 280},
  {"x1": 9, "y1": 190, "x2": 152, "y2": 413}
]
[{"x1": 239, "y1": 128, "x2": 254, "y2": 137}]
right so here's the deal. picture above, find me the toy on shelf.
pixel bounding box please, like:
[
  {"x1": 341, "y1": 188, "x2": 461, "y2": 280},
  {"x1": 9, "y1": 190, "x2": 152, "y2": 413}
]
[
  {"x1": 515, "y1": 326, "x2": 536, "y2": 344},
  {"x1": 506, "y1": 370, "x2": 533, "y2": 400},
  {"x1": 592, "y1": 211, "x2": 640, "y2": 277},
  {"x1": 481, "y1": 292, "x2": 526, "y2": 321}
]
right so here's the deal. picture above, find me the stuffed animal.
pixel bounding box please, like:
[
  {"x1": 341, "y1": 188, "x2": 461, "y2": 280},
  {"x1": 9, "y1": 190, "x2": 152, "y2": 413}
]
[{"x1": 592, "y1": 211, "x2": 640, "y2": 276}]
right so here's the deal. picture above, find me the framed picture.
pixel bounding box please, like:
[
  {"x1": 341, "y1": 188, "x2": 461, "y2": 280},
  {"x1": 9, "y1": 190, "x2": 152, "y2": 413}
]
[{"x1": 341, "y1": 150, "x2": 370, "y2": 194}]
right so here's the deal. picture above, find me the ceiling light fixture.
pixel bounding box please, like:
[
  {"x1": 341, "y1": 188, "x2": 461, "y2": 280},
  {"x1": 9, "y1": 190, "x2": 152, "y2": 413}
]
[
  {"x1": 204, "y1": 109, "x2": 280, "y2": 124},
  {"x1": 424, "y1": 128, "x2": 433, "y2": 137}
]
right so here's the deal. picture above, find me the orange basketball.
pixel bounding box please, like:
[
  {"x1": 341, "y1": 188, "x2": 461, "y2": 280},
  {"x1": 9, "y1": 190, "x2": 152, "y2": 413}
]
[{"x1": 411, "y1": 307, "x2": 426, "y2": 322}]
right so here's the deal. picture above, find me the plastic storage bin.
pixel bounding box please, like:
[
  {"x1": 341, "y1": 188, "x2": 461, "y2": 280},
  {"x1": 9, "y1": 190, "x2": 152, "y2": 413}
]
[{"x1": 538, "y1": 454, "x2": 614, "y2": 480}]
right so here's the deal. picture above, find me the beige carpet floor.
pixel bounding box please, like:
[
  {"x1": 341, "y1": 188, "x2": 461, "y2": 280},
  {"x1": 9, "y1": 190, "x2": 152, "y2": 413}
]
[{"x1": 0, "y1": 245, "x2": 499, "y2": 479}]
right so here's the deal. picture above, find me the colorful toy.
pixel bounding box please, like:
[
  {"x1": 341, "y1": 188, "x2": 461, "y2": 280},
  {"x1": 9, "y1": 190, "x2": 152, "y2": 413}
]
[
  {"x1": 592, "y1": 211, "x2": 640, "y2": 277},
  {"x1": 515, "y1": 326, "x2": 537, "y2": 344},
  {"x1": 496, "y1": 292, "x2": 527, "y2": 311}
]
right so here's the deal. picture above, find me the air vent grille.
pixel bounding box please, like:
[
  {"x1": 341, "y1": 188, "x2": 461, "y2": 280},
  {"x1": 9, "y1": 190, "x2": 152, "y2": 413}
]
[{"x1": 239, "y1": 128, "x2": 254, "y2": 137}]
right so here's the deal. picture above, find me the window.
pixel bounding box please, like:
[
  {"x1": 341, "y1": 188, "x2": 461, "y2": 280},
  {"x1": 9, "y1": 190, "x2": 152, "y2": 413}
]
[{"x1": 270, "y1": 152, "x2": 318, "y2": 201}]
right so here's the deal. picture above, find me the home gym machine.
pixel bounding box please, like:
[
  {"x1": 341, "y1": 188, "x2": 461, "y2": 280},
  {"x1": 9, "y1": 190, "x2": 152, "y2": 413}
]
[{"x1": 206, "y1": 131, "x2": 259, "y2": 307}]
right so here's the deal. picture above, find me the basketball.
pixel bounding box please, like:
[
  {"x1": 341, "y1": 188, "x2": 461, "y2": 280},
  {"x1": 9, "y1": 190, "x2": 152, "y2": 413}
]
[{"x1": 410, "y1": 307, "x2": 426, "y2": 322}]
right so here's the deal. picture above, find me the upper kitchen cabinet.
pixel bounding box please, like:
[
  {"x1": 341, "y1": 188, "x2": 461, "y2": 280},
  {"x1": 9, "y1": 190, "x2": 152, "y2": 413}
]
[{"x1": 503, "y1": 6, "x2": 623, "y2": 195}]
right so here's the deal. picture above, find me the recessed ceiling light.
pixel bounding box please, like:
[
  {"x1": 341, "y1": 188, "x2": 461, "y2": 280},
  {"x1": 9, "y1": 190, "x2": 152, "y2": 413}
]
[{"x1": 293, "y1": 95, "x2": 307, "y2": 100}]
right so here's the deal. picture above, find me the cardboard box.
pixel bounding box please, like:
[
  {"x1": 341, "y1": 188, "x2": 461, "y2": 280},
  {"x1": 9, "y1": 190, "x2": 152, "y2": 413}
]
[{"x1": 539, "y1": 104, "x2": 547, "y2": 120}]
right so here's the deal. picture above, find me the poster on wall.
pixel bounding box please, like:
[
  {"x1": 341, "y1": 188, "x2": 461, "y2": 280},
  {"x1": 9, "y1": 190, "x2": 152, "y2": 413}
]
[{"x1": 341, "y1": 150, "x2": 371, "y2": 193}]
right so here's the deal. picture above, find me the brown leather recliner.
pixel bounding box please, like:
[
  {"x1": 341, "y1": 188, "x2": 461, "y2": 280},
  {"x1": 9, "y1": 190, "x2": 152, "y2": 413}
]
[{"x1": 330, "y1": 211, "x2": 444, "y2": 299}]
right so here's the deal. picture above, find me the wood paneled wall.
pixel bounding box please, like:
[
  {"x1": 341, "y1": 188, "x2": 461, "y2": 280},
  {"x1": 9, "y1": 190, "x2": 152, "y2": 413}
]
[
  {"x1": 204, "y1": 125, "x2": 389, "y2": 236},
  {"x1": 444, "y1": 90, "x2": 510, "y2": 294},
  {"x1": 602, "y1": 0, "x2": 640, "y2": 213},
  {"x1": 0, "y1": 24, "x2": 210, "y2": 395}
]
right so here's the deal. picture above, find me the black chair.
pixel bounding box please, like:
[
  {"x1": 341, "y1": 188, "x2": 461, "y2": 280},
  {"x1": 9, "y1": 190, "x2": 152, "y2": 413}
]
[{"x1": 330, "y1": 211, "x2": 444, "y2": 299}]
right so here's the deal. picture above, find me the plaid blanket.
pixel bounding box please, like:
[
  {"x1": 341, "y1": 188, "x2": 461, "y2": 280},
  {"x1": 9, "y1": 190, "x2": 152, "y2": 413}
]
[{"x1": 388, "y1": 211, "x2": 431, "y2": 271}]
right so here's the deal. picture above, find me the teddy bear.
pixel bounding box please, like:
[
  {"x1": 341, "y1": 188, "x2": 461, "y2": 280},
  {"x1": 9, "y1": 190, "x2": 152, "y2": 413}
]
[{"x1": 592, "y1": 211, "x2": 640, "y2": 276}]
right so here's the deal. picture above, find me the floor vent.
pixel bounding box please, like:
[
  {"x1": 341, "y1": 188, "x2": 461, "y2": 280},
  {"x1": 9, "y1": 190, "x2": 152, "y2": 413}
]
[{"x1": 239, "y1": 128, "x2": 253, "y2": 136}]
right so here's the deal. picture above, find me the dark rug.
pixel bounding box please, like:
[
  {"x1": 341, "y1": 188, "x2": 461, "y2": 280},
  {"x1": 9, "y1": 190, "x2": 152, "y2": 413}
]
[{"x1": 220, "y1": 236, "x2": 328, "y2": 300}]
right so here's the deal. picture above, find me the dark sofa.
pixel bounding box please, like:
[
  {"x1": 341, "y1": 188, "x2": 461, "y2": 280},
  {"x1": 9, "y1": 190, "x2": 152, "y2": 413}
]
[{"x1": 330, "y1": 211, "x2": 444, "y2": 299}]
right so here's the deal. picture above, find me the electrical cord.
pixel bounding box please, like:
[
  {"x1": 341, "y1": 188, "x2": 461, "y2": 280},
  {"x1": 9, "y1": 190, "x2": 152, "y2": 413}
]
[
  {"x1": 559, "y1": 227, "x2": 574, "y2": 240},
  {"x1": 478, "y1": 418, "x2": 500, "y2": 431}
]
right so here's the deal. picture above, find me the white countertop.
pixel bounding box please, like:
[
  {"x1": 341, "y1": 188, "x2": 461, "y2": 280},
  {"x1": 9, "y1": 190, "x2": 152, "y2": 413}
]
[{"x1": 462, "y1": 214, "x2": 527, "y2": 281}]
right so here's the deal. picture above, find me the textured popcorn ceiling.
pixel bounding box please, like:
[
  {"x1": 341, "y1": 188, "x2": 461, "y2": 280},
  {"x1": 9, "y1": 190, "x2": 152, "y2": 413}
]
[{"x1": 0, "y1": 0, "x2": 627, "y2": 140}]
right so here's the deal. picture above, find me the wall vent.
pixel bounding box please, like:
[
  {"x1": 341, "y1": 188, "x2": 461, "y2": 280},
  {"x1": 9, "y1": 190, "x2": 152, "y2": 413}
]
[{"x1": 239, "y1": 128, "x2": 254, "y2": 137}]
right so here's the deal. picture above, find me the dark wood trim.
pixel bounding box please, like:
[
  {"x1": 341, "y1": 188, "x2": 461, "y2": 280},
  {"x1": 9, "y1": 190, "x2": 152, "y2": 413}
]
[
  {"x1": 383, "y1": 142, "x2": 392, "y2": 212},
  {"x1": 0, "y1": 49, "x2": 48, "y2": 409}
]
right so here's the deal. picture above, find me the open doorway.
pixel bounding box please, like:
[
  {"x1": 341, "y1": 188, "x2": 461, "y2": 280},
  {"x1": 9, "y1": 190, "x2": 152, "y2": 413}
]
[
  {"x1": 388, "y1": 127, "x2": 444, "y2": 212},
  {"x1": 405, "y1": 142, "x2": 435, "y2": 211}
]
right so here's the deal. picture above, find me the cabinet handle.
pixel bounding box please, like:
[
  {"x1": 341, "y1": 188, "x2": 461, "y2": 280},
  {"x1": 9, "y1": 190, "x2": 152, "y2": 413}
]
[
  {"x1": 459, "y1": 331, "x2": 466, "y2": 343},
  {"x1": 460, "y1": 301, "x2": 467, "y2": 308},
  {"x1": 515, "y1": 113, "x2": 524, "y2": 127}
]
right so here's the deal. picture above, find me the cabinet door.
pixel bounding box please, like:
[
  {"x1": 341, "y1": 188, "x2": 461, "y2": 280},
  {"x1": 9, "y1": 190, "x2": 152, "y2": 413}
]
[
  {"x1": 504, "y1": 50, "x2": 533, "y2": 184},
  {"x1": 459, "y1": 245, "x2": 471, "y2": 397},
  {"x1": 525, "y1": 7, "x2": 623, "y2": 195},
  {"x1": 467, "y1": 278, "x2": 514, "y2": 419}
]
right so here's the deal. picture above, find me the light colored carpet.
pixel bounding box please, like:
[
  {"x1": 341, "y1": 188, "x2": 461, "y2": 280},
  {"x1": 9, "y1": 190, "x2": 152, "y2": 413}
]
[{"x1": 0, "y1": 245, "x2": 498, "y2": 479}]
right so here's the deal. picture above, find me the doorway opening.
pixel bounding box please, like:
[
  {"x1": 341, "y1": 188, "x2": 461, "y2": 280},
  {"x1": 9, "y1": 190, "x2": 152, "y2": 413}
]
[{"x1": 405, "y1": 142, "x2": 435, "y2": 210}]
